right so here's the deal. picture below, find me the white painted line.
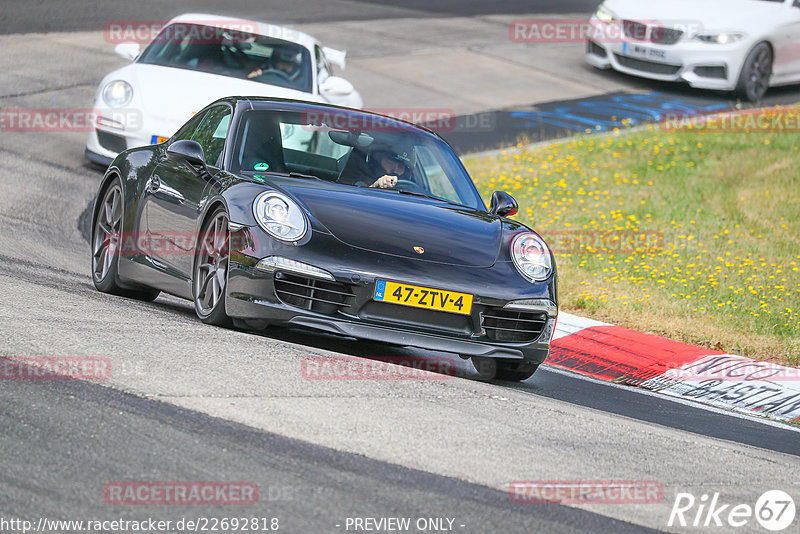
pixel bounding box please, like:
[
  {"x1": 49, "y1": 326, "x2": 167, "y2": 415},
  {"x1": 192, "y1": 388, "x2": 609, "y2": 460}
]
[
  {"x1": 552, "y1": 311, "x2": 609, "y2": 340},
  {"x1": 540, "y1": 364, "x2": 800, "y2": 434}
]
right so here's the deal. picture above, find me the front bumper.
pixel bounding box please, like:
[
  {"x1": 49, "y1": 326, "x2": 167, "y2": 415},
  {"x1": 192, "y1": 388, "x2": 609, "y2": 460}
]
[
  {"x1": 224, "y1": 229, "x2": 557, "y2": 364},
  {"x1": 585, "y1": 22, "x2": 751, "y2": 91},
  {"x1": 85, "y1": 104, "x2": 182, "y2": 164}
]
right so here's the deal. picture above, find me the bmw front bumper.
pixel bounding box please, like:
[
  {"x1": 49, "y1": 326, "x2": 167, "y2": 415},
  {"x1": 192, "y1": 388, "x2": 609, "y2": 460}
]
[{"x1": 585, "y1": 21, "x2": 752, "y2": 91}]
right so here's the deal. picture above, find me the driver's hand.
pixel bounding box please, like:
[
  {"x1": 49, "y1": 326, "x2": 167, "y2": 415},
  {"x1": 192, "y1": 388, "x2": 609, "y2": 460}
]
[
  {"x1": 369, "y1": 175, "x2": 398, "y2": 189},
  {"x1": 247, "y1": 68, "x2": 262, "y2": 79}
]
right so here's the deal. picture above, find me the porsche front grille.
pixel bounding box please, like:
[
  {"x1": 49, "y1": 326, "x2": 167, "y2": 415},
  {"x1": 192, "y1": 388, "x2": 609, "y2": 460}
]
[
  {"x1": 481, "y1": 308, "x2": 548, "y2": 343},
  {"x1": 274, "y1": 272, "x2": 354, "y2": 314}
]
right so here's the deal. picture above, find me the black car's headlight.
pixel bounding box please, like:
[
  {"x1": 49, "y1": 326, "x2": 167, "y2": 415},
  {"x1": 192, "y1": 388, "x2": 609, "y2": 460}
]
[
  {"x1": 253, "y1": 192, "x2": 307, "y2": 242},
  {"x1": 511, "y1": 232, "x2": 553, "y2": 282}
]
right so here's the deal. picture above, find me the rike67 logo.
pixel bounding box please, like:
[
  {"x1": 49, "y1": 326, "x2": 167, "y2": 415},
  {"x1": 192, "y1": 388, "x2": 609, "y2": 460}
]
[{"x1": 669, "y1": 490, "x2": 796, "y2": 531}]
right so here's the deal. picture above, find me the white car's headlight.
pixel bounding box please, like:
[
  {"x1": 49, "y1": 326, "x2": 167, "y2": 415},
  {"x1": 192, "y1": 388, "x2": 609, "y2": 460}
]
[
  {"x1": 253, "y1": 192, "x2": 307, "y2": 242},
  {"x1": 102, "y1": 80, "x2": 133, "y2": 108},
  {"x1": 511, "y1": 232, "x2": 553, "y2": 282},
  {"x1": 693, "y1": 32, "x2": 745, "y2": 44},
  {"x1": 595, "y1": 5, "x2": 617, "y2": 23}
]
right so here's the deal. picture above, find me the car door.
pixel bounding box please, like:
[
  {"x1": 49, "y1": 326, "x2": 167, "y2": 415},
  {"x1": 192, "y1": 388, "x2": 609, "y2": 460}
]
[
  {"x1": 772, "y1": 0, "x2": 800, "y2": 81},
  {"x1": 144, "y1": 104, "x2": 232, "y2": 284}
]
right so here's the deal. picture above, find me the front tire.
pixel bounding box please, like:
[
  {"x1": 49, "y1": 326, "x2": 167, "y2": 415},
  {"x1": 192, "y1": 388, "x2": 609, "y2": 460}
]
[
  {"x1": 91, "y1": 178, "x2": 160, "y2": 301},
  {"x1": 193, "y1": 206, "x2": 232, "y2": 326},
  {"x1": 735, "y1": 42, "x2": 772, "y2": 102},
  {"x1": 471, "y1": 357, "x2": 540, "y2": 382}
]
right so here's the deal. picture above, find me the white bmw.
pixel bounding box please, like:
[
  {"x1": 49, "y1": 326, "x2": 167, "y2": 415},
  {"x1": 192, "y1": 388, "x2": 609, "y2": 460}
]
[
  {"x1": 586, "y1": 0, "x2": 800, "y2": 101},
  {"x1": 86, "y1": 13, "x2": 363, "y2": 165}
]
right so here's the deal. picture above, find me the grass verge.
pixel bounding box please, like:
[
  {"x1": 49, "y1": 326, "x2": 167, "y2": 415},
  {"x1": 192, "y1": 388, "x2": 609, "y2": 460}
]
[{"x1": 463, "y1": 106, "x2": 800, "y2": 365}]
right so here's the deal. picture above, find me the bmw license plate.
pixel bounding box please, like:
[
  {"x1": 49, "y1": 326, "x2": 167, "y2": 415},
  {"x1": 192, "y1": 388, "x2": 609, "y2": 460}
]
[
  {"x1": 622, "y1": 42, "x2": 666, "y2": 60},
  {"x1": 374, "y1": 280, "x2": 473, "y2": 315}
]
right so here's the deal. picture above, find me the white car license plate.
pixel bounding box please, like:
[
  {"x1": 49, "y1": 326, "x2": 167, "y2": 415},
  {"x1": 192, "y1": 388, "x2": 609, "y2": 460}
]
[{"x1": 622, "y1": 42, "x2": 667, "y2": 61}]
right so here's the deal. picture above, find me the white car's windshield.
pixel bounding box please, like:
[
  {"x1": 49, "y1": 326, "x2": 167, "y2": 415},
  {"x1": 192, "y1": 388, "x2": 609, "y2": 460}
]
[
  {"x1": 138, "y1": 23, "x2": 313, "y2": 93},
  {"x1": 233, "y1": 108, "x2": 485, "y2": 210}
]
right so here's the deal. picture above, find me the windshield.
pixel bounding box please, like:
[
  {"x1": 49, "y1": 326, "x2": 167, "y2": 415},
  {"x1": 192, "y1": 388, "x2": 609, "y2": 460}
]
[
  {"x1": 231, "y1": 108, "x2": 485, "y2": 210},
  {"x1": 138, "y1": 23, "x2": 313, "y2": 93}
]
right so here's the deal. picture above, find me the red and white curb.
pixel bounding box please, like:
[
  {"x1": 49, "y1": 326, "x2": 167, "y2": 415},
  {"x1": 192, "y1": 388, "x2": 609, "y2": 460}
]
[{"x1": 549, "y1": 313, "x2": 800, "y2": 424}]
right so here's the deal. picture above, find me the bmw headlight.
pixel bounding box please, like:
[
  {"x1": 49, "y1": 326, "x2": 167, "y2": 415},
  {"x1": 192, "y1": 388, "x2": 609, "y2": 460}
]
[
  {"x1": 253, "y1": 192, "x2": 307, "y2": 242},
  {"x1": 594, "y1": 5, "x2": 616, "y2": 23},
  {"x1": 102, "y1": 80, "x2": 133, "y2": 108},
  {"x1": 693, "y1": 32, "x2": 745, "y2": 44},
  {"x1": 511, "y1": 232, "x2": 553, "y2": 282}
]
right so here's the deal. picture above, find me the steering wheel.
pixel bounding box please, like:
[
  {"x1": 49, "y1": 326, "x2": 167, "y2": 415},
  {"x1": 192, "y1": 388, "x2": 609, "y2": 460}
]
[
  {"x1": 393, "y1": 179, "x2": 426, "y2": 194},
  {"x1": 262, "y1": 67, "x2": 293, "y2": 81}
]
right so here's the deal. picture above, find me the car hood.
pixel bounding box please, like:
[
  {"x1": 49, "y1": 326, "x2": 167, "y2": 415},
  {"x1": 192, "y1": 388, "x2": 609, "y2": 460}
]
[
  {"x1": 106, "y1": 63, "x2": 319, "y2": 133},
  {"x1": 602, "y1": 0, "x2": 782, "y2": 31},
  {"x1": 281, "y1": 183, "x2": 502, "y2": 267}
]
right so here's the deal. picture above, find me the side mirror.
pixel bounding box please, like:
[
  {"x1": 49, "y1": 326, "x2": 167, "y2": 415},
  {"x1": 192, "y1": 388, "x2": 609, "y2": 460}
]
[
  {"x1": 320, "y1": 76, "x2": 354, "y2": 97},
  {"x1": 114, "y1": 43, "x2": 141, "y2": 61},
  {"x1": 322, "y1": 47, "x2": 347, "y2": 69},
  {"x1": 319, "y1": 76, "x2": 363, "y2": 108},
  {"x1": 167, "y1": 140, "x2": 208, "y2": 175},
  {"x1": 490, "y1": 191, "x2": 518, "y2": 217}
]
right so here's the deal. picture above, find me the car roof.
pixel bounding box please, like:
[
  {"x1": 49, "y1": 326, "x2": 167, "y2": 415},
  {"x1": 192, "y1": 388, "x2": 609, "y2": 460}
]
[{"x1": 167, "y1": 13, "x2": 319, "y2": 51}]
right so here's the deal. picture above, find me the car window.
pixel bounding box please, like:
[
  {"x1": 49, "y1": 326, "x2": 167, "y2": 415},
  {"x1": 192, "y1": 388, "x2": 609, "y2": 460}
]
[
  {"x1": 137, "y1": 23, "x2": 313, "y2": 93},
  {"x1": 315, "y1": 45, "x2": 331, "y2": 86},
  {"x1": 231, "y1": 108, "x2": 485, "y2": 210},
  {"x1": 191, "y1": 105, "x2": 232, "y2": 167},
  {"x1": 281, "y1": 124, "x2": 350, "y2": 159},
  {"x1": 171, "y1": 110, "x2": 208, "y2": 142},
  {"x1": 415, "y1": 145, "x2": 459, "y2": 201}
]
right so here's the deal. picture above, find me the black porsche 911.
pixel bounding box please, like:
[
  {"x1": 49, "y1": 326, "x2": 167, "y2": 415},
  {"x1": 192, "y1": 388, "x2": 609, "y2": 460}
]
[{"x1": 91, "y1": 97, "x2": 557, "y2": 381}]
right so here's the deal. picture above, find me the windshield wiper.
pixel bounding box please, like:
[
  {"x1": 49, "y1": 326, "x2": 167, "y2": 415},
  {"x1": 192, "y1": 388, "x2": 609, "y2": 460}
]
[
  {"x1": 390, "y1": 189, "x2": 451, "y2": 203},
  {"x1": 288, "y1": 172, "x2": 323, "y2": 181},
  {"x1": 241, "y1": 170, "x2": 323, "y2": 181}
]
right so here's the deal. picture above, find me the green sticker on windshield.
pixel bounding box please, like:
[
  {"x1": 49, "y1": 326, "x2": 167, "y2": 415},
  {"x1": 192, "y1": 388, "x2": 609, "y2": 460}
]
[
  {"x1": 251, "y1": 174, "x2": 266, "y2": 183},
  {"x1": 253, "y1": 162, "x2": 269, "y2": 171}
]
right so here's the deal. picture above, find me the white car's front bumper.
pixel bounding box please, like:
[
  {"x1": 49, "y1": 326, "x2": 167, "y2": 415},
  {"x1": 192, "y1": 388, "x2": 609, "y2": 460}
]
[
  {"x1": 85, "y1": 106, "x2": 184, "y2": 166},
  {"x1": 585, "y1": 22, "x2": 752, "y2": 92}
]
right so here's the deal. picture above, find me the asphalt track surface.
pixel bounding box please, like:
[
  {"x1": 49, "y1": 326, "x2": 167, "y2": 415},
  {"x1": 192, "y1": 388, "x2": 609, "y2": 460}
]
[
  {"x1": 2, "y1": 1, "x2": 800, "y2": 533},
  {"x1": 1, "y1": 379, "x2": 653, "y2": 534},
  {"x1": 0, "y1": 0, "x2": 600, "y2": 33}
]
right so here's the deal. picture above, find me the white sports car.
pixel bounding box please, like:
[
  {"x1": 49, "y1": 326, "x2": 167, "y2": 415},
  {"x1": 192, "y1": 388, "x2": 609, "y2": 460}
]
[
  {"x1": 86, "y1": 13, "x2": 363, "y2": 165},
  {"x1": 585, "y1": 0, "x2": 800, "y2": 101}
]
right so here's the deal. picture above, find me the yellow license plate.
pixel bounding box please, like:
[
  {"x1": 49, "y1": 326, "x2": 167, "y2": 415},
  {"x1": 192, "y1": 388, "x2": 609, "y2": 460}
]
[
  {"x1": 151, "y1": 135, "x2": 169, "y2": 144},
  {"x1": 373, "y1": 280, "x2": 473, "y2": 315}
]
